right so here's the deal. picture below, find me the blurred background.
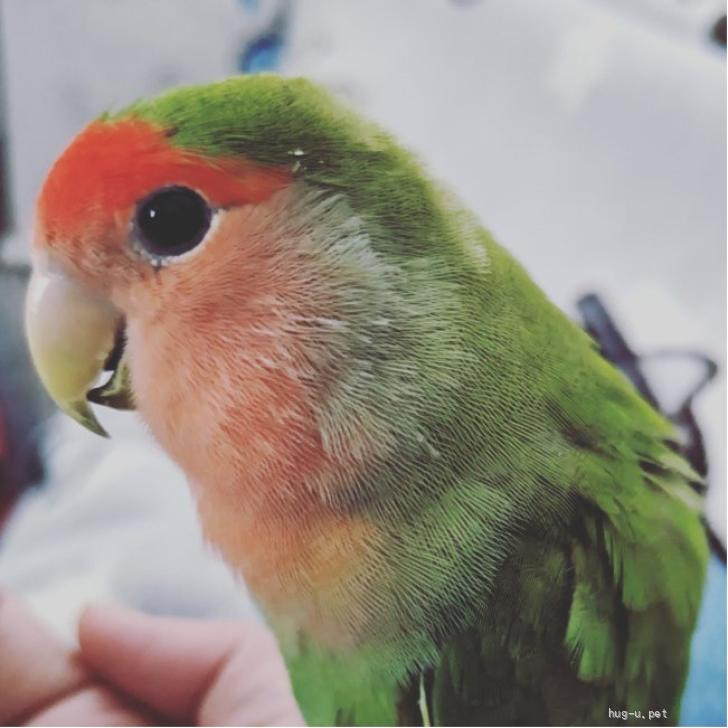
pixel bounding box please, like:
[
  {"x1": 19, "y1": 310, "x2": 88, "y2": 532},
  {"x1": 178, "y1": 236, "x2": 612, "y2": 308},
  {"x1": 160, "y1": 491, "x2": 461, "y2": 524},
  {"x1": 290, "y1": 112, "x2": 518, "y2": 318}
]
[{"x1": 0, "y1": 1, "x2": 724, "y2": 725}]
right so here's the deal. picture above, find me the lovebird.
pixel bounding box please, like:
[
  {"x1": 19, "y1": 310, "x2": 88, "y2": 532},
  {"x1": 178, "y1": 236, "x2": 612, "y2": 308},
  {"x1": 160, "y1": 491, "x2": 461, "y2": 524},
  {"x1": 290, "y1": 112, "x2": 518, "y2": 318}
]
[{"x1": 25, "y1": 76, "x2": 708, "y2": 726}]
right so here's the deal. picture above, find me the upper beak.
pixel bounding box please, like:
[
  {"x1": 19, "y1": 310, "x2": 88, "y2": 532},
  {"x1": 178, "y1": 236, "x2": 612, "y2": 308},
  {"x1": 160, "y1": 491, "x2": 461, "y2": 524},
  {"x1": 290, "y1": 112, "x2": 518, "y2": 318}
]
[{"x1": 25, "y1": 266, "x2": 133, "y2": 437}]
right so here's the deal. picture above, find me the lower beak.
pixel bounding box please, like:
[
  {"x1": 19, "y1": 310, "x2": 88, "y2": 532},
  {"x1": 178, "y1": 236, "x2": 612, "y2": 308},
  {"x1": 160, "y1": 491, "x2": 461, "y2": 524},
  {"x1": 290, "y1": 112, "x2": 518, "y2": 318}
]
[{"x1": 25, "y1": 267, "x2": 132, "y2": 437}]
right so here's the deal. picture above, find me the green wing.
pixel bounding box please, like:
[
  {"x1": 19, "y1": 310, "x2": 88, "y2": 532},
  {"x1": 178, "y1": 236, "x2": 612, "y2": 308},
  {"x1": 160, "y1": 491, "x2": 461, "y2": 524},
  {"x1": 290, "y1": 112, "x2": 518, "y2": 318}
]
[
  {"x1": 283, "y1": 265, "x2": 708, "y2": 726},
  {"x1": 288, "y1": 458, "x2": 706, "y2": 728},
  {"x1": 415, "y1": 431, "x2": 707, "y2": 726}
]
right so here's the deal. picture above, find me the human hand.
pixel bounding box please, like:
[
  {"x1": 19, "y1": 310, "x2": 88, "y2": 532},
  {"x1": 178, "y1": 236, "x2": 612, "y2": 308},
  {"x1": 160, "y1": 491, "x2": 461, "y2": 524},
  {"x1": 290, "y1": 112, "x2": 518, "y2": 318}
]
[
  {"x1": 0, "y1": 590, "x2": 304, "y2": 726},
  {"x1": 0, "y1": 589, "x2": 148, "y2": 725}
]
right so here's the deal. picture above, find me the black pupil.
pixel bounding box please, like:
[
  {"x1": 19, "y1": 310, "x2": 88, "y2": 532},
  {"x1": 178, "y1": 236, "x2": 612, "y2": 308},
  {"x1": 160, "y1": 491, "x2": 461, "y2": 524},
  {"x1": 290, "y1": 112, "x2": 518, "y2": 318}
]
[{"x1": 135, "y1": 186, "x2": 211, "y2": 257}]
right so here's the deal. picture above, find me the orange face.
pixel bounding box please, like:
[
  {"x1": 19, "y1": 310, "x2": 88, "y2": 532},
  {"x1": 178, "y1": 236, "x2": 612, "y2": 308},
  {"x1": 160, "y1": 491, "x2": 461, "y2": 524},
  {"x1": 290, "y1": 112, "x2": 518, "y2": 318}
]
[{"x1": 27, "y1": 117, "x2": 294, "y2": 434}]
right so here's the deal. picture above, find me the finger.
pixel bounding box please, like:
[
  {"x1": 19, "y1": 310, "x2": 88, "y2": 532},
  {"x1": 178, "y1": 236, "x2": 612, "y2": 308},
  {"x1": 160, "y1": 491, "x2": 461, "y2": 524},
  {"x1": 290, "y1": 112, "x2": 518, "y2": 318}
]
[
  {"x1": 79, "y1": 604, "x2": 302, "y2": 724},
  {"x1": 26, "y1": 685, "x2": 155, "y2": 727},
  {"x1": 0, "y1": 589, "x2": 88, "y2": 725},
  {"x1": 198, "y1": 627, "x2": 305, "y2": 726}
]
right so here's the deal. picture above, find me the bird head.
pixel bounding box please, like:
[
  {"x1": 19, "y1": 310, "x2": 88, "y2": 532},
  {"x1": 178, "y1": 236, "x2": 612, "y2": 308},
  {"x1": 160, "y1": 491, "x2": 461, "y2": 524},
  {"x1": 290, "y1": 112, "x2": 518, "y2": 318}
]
[{"x1": 26, "y1": 74, "x2": 471, "y2": 510}]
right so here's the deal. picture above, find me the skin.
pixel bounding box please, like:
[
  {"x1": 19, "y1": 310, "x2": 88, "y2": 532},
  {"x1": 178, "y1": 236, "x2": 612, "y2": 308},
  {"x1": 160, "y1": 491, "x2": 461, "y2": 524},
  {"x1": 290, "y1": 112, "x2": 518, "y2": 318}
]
[
  {"x1": 0, "y1": 590, "x2": 303, "y2": 725},
  {"x1": 26, "y1": 76, "x2": 708, "y2": 725}
]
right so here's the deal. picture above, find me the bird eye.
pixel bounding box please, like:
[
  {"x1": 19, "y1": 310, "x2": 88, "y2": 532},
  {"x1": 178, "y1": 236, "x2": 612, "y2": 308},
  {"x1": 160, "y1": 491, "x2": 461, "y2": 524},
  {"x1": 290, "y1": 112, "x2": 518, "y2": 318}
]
[{"x1": 133, "y1": 186, "x2": 212, "y2": 259}]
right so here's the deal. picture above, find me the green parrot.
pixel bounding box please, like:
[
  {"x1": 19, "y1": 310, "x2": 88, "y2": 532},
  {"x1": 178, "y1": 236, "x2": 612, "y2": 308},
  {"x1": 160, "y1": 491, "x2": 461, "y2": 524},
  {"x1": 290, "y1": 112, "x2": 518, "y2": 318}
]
[{"x1": 25, "y1": 75, "x2": 708, "y2": 726}]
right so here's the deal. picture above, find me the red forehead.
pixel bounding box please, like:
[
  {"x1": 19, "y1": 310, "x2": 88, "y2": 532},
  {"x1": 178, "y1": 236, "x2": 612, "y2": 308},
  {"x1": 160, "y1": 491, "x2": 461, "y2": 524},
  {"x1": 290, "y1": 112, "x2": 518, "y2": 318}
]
[{"x1": 38, "y1": 118, "x2": 291, "y2": 241}]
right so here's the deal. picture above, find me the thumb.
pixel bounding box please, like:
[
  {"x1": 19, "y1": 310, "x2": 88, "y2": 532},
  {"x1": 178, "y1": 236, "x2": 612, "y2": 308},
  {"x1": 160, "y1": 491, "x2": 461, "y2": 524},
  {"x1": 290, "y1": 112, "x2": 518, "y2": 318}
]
[{"x1": 78, "y1": 604, "x2": 304, "y2": 726}]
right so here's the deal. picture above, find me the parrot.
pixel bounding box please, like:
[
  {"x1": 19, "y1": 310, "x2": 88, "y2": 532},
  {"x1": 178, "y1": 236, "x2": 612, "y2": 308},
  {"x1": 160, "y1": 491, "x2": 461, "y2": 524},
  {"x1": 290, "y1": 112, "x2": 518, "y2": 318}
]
[{"x1": 24, "y1": 75, "x2": 708, "y2": 726}]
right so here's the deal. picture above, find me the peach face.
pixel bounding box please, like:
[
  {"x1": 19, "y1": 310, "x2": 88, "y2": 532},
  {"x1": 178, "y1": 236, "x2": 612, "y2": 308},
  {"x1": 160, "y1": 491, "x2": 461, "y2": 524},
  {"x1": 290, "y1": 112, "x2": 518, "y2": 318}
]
[{"x1": 26, "y1": 117, "x2": 291, "y2": 435}]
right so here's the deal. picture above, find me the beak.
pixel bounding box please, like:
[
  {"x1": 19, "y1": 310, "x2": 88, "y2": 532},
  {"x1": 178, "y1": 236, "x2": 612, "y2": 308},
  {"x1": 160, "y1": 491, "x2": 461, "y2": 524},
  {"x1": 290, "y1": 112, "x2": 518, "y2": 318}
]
[{"x1": 25, "y1": 266, "x2": 134, "y2": 437}]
